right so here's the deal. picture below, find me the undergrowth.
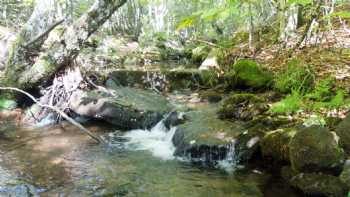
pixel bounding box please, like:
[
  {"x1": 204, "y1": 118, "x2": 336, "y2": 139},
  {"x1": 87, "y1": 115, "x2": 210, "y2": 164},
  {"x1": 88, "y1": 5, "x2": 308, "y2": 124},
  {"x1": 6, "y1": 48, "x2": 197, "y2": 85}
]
[{"x1": 270, "y1": 60, "x2": 348, "y2": 115}]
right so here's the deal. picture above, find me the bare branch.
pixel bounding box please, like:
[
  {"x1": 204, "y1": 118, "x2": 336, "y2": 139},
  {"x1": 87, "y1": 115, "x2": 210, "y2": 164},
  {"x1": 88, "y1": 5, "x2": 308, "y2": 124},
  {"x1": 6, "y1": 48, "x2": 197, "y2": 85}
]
[
  {"x1": 23, "y1": 19, "x2": 65, "y2": 48},
  {"x1": 0, "y1": 86, "x2": 106, "y2": 144}
]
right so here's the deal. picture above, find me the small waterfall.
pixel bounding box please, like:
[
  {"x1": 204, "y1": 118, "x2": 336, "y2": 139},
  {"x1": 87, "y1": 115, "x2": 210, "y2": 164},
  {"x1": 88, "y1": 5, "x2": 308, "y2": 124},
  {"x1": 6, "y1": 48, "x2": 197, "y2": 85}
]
[
  {"x1": 216, "y1": 140, "x2": 240, "y2": 173},
  {"x1": 109, "y1": 119, "x2": 177, "y2": 160}
]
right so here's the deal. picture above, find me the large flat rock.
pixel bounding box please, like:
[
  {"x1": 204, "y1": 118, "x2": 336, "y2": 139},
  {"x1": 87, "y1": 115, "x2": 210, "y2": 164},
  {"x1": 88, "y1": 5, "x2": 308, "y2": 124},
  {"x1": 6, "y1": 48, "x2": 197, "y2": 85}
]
[{"x1": 70, "y1": 86, "x2": 172, "y2": 130}]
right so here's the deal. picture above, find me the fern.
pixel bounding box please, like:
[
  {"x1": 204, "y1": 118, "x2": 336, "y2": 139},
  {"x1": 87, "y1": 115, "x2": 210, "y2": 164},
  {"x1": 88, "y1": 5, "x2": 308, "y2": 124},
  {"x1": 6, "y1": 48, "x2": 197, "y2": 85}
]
[
  {"x1": 305, "y1": 77, "x2": 334, "y2": 102},
  {"x1": 269, "y1": 90, "x2": 303, "y2": 114}
]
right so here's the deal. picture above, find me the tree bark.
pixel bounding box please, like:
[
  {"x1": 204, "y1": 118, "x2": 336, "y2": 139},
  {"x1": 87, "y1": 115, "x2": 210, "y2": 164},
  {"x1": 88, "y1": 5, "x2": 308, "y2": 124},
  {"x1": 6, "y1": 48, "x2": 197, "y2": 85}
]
[
  {"x1": 3, "y1": 0, "x2": 63, "y2": 87},
  {"x1": 2, "y1": 0, "x2": 127, "y2": 90}
]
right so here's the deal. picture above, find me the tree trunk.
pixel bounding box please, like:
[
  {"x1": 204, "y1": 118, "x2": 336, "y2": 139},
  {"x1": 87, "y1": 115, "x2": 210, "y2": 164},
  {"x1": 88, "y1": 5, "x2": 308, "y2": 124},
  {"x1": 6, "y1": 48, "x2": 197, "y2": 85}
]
[
  {"x1": 3, "y1": 0, "x2": 62, "y2": 87},
  {"x1": 2, "y1": 0, "x2": 127, "y2": 90}
]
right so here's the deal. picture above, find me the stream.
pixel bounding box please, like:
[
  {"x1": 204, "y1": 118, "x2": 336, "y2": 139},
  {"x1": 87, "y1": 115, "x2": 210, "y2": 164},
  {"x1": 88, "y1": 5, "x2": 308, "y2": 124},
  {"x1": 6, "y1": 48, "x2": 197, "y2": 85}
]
[{"x1": 0, "y1": 118, "x2": 299, "y2": 196}]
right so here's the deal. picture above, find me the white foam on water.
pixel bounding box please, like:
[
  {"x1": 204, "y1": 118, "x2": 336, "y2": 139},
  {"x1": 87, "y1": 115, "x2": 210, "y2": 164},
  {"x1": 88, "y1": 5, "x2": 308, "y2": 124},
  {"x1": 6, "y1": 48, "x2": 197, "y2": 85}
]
[
  {"x1": 123, "y1": 121, "x2": 177, "y2": 160},
  {"x1": 216, "y1": 140, "x2": 239, "y2": 174}
]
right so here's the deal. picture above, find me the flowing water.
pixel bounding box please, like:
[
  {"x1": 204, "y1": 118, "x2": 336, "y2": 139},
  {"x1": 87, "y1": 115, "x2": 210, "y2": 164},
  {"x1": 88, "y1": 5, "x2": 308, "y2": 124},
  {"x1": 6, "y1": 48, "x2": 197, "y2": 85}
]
[{"x1": 0, "y1": 119, "x2": 298, "y2": 196}]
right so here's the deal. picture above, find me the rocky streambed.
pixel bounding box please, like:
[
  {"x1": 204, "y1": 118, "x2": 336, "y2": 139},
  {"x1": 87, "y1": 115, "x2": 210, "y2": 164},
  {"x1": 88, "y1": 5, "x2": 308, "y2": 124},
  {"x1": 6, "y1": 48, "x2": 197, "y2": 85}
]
[{"x1": 0, "y1": 66, "x2": 350, "y2": 196}]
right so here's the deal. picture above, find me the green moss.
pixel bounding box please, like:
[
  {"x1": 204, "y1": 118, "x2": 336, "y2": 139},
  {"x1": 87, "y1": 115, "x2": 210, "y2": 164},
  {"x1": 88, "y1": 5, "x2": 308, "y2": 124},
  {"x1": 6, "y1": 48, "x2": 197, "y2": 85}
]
[
  {"x1": 282, "y1": 166, "x2": 348, "y2": 197},
  {"x1": 335, "y1": 114, "x2": 350, "y2": 153},
  {"x1": 260, "y1": 128, "x2": 297, "y2": 162},
  {"x1": 218, "y1": 93, "x2": 268, "y2": 121},
  {"x1": 226, "y1": 59, "x2": 273, "y2": 89},
  {"x1": 340, "y1": 162, "x2": 350, "y2": 189},
  {"x1": 274, "y1": 59, "x2": 315, "y2": 94}
]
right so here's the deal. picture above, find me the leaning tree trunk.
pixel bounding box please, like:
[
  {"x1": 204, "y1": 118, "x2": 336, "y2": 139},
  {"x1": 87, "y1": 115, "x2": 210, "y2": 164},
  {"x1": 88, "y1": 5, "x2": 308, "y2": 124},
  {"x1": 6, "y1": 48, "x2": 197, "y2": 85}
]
[
  {"x1": 2, "y1": 0, "x2": 63, "y2": 87},
  {"x1": 2, "y1": 0, "x2": 127, "y2": 90}
]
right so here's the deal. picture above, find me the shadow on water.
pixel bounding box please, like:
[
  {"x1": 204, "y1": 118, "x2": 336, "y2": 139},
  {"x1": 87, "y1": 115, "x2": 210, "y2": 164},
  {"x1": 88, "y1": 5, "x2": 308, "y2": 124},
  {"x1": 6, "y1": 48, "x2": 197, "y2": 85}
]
[{"x1": 0, "y1": 121, "x2": 299, "y2": 196}]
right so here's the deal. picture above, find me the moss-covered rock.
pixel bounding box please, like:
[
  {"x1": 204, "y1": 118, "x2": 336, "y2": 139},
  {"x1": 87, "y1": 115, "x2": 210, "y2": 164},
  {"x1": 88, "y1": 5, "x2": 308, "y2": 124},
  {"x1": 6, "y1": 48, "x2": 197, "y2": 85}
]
[
  {"x1": 225, "y1": 59, "x2": 273, "y2": 89},
  {"x1": 199, "y1": 90, "x2": 223, "y2": 103},
  {"x1": 340, "y1": 160, "x2": 350, "y2": 188},
  {"x1": 335, "y1": 114, "x2": 350, "y2": 153},
  {"x1": 281, "y1": 166, "x2": 348, "y2": 197},
  {"x1": 289, "y1": 126, "x2": 345, "y2": 173},
  {"x1": 261, "y1": 128, "x2": 297, "y2": 162},
  {"x1": 218, "y1": 93, "x2": 269, "y2": 121},
  {"x1": 172, "y1": 104, "x2": 245, "y2": 165}
]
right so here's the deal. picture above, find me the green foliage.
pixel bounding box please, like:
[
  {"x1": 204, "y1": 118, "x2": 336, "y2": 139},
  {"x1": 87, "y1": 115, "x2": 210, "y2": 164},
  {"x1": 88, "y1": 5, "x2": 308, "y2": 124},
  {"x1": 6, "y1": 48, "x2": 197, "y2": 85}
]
[
  {"x1": 331, "y1": 11, "x2": 350, "y2": 19},
  {"x1": 305, "y1": 77, "x2": 334, "y2": 102},
  {"x1": 287, "y1": 0, "x2": 312, "y2": 6},
  {"x1": 230, "y1": 59, "x2": 273, "y2": 89},
  {"x1": 200, "y1": 70, "x2": 220, "y2": 88},
  {"x1": 0, "y1": 97, "x2": 17, "y2": 110},
  {"x1": 191, "y1": 45, "x2": 210, "y2": 63},
  {"x1": 274, "y1": 59, "x2": 315, "y2": 94},
  {"x1": 269, "y1": 90, "x2": 303, "y2": 114},
  {"x1": 312, "y1": 90, "x2": 346, "y2": 110}
]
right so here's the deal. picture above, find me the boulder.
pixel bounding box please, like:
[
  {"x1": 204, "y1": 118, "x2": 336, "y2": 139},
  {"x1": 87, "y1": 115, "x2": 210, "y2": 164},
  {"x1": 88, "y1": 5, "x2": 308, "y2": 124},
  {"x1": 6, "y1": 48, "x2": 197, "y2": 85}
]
[
  {"x1": 233, "y1": 127, "x2": 264, "y2": 163},
  {"x1": 340, "y1": 160, "x2": 350, "y2": 188},
  {"x1": 261, "y1": 128, "x2": 297, "y2": 162},
  {"x1": 281, "y1": 166, "x2": 348, "y2": 197},
  {"x1": 335, "y1": 114, "x2": 350, "y2": 153},
  {"x1": 289, "y1": 126, "x2": 345, "y2": 173},
  {"x1": 218, "y1": 93, "x2": 269, "y2": 121},
  {"x1": 172, "y1": 104, "x2": 245, "y2": 165},
  {"x1": 225, "y1": 59, "x2": 273, "y2": 89},
  {"x1": 69, "y1": 87, "x2": 172, "y2": 130}
]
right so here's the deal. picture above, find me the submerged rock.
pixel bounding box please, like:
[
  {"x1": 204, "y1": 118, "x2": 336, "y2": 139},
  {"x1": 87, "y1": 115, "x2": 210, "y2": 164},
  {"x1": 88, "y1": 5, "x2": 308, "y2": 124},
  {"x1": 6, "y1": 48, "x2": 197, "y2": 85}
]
[
  {"x1": 218, "y1": 93, "x2": 268, "y2": 121},
  {"x1": 281, "y1": 166, "x2": 348, "y2": 197},
  {"x1": 335, "y1": 114, "x2": 350, "y2": 153},
  {"x1": 261, "y1": 128, "x2": 297, "y2": 162},
  {"x1": 289, "y1": 126, "x2": 345, "y2": 173},
  {"x1": 69, "y1": 87, "x2": 171, "y2": 130}
]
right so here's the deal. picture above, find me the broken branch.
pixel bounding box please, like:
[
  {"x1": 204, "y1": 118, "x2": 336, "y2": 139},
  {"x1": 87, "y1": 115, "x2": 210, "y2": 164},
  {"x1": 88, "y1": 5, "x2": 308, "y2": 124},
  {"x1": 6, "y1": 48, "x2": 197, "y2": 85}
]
[{"x1": 0, "y1": 86, "x2": 106, "y2": 144}]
